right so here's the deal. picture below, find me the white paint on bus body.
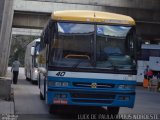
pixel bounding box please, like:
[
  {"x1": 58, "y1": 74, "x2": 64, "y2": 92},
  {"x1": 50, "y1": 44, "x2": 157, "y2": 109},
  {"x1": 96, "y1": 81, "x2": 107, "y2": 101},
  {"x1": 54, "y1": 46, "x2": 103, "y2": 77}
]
[{"x1": 48, "y1": 71, "x2": 136, "y2": 81}]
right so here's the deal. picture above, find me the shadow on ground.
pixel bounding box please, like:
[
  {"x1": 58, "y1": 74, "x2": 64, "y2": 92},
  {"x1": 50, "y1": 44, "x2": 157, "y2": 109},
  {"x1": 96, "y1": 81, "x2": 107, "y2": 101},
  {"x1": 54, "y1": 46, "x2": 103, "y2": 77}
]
[
  {"x1": 50, "y1": 106, "x2": 123, "y2": 120},
  {"x1": 16, "y1": 106, "x2": 123, "y2": 120}
]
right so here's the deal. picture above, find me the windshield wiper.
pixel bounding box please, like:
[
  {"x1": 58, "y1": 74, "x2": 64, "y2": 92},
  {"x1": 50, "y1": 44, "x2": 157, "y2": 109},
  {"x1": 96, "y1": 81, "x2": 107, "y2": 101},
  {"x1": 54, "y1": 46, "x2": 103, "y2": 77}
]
[
  {"x1": 107, "y1": 60, "x2": 118, "y2": 71},
  {"x1": 108, "y1": 53, "x2": 123, "y2": 56},
  {"x1": 71, "y1": 59, "x2": 89, "y2": 70}
]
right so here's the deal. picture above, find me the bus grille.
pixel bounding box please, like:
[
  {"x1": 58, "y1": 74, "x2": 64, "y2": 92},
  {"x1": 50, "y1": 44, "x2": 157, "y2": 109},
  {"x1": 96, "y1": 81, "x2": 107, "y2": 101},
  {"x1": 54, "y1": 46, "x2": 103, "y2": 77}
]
[
  {"x1": 73, "y1": 82, "x2": 115, "y2": 88},
  {"x1": 71, "y1": 93, "x2": 115, "y2": 104},
  {"x1": 71, "y1": 93, "x2": 115, "y2": 99},
  {"x1": 72, "y1": 99, "x2": 113, "y2": 104}
]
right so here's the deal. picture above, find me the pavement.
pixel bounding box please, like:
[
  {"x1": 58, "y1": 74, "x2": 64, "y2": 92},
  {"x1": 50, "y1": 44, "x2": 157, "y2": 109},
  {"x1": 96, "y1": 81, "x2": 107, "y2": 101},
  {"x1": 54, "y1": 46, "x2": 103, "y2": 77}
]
[
  {"x1": 0, "y1": 67, "x2": 24, "y2": 114},
  {"x1": 119, "y1": 87, "x2": 160, "y2": 114},
  {"x1": 13, "y1": 80, "x2": 48, "y2": 114},
  {"x1": 0, "y1": 100, "x2": 14, "y2": 114},
  {"x1": 0, "y1": 68, "x2": 14, "y2": 114}
]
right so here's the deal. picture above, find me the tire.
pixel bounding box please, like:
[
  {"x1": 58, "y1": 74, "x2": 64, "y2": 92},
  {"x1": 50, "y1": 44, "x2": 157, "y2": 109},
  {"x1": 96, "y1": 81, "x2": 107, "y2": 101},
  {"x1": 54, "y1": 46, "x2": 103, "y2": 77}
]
[
  {"x1": 49, "y1": 105, "x2": 59, "y2": 114},
  {"x1": 40, "y1": 91, "x2": 45, "y2": 100},
  {"x1": 107, "y1": 107, "x2": 120, "y2": 115},
  {"x1": 28, "y1": 71, "x2": 32, "y2": 81},
  {"x1": 25, "y1": 71, "x2": 29, "y2": 81},
  {"x1": 49, "y1": 105, "x2": 54, "y2": 114},
  {"x1": 32, "y1": 80, "x2": 38, "y2": 85},
  {"x1": 43, "y1": 76, "x2": 46, "y2": 100},
  {"x1": 38, "y1": 74, "x2": 40, "y2": 88},
  {"x1": 39, "y1": 75, "x2": 46, "y2": 101}
]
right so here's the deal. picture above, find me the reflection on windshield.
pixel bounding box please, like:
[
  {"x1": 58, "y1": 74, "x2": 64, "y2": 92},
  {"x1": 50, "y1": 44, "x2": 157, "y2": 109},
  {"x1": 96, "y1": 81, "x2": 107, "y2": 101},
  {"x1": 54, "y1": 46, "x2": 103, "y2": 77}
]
[
  {"x1": 97, "y1": 25, "x2": 131, "y2": 38},
  {"x1": 96, "y1": 25, "x2": 135, "y2": 70},
  {"x1": 50, "y1": 22, "x2": 136, "y2": 70},
  {"x1": 58, "y1": 23, "x2": 94, "y2": 34},
  {"x1": 51, "y1": 23, "x2": 94, "y2": 69}
]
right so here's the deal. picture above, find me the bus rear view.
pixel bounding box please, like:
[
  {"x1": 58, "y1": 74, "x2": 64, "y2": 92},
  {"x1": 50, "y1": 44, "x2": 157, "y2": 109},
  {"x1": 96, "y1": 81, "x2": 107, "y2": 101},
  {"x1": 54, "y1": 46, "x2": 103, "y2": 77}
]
[{"x1": 38, "y1": 10, "x2": 138, "y2": 114}]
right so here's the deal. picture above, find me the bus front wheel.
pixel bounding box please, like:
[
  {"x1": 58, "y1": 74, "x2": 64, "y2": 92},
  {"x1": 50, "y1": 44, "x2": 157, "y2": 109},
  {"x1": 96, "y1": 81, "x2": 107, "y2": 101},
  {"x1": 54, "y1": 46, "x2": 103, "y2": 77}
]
[
  {"x1": 49, "y1": 105, "x2": 60, "y2": 114},
  {"x1": 107, "y1": 107, "x2": 120, "y2": 115},
  {"x1": 40, "y1": 92, "x2": 45, "y2": 100}
]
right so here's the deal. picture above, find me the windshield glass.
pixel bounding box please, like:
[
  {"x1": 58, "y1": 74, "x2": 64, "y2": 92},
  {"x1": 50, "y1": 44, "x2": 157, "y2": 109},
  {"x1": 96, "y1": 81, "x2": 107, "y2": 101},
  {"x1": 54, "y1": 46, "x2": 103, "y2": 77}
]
[
  {"x1": 49, "y1": 22, "x2": 136, "y2": 71},
  {"x1": 96, "y1": 25, "x2": 136, "y2": 70},
  {"x1": 50, "y1": 22, "x2": 94, "y2": 68},
  {"x1": 35, "y1": 42, "x2": 40, "y2": 55},
  {"x1": 34, "y1": 42, "x2": 40, "y2": 67}
]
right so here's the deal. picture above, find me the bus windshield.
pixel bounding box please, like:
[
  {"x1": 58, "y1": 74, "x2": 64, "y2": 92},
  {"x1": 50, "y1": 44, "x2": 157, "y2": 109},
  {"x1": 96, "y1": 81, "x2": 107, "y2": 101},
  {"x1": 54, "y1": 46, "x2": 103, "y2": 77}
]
[{"x1": 50, "y1": 22, "x2": 136, "y2": 71}]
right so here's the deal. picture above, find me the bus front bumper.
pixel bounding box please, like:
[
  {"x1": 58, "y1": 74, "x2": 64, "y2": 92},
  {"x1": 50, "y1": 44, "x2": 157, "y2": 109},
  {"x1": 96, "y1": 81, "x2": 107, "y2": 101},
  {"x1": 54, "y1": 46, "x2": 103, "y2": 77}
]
[{"x1": 47, "y1": 88, "x2": 136, "y2": 108}]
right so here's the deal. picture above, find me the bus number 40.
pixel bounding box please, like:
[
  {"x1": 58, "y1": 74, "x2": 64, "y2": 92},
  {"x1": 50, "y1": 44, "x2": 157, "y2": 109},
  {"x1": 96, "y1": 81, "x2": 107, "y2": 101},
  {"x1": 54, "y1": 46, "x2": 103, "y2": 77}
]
[{"x1": 56, "y1": 72, "x2": 66, "y2": 76}]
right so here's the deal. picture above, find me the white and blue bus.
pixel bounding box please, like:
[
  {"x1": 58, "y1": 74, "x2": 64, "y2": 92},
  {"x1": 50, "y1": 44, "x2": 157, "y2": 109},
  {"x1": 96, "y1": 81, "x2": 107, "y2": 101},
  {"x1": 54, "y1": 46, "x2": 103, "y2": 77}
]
[
  {"x1": 24, "y1": 38, "x2": 40, "y2": 83},
  {"x1": 137, "y1": 44, "x2": 160, "y2": 83},
  {"x1": 38, "y1": 10, "x2": 138, "y2": 114}
]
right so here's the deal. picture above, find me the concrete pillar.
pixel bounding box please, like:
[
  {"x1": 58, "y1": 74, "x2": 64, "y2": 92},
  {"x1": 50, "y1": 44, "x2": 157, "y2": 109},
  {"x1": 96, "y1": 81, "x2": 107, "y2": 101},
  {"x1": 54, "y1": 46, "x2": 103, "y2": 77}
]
[
  {"x1": 0, "y1": 0, "x2": 5, "y2": 33},
  {"x1": 0, "y1": 77, "x2": 12, "y2": 100},
  {"x1": 0, "y1": 0, "x2": 14, "y2": 76}
]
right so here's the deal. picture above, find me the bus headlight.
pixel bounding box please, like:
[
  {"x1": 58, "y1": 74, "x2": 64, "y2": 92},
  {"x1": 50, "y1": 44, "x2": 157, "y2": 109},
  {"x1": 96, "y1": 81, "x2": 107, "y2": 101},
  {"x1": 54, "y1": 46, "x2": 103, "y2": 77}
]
[
  {"x1": 62, "y1": 82, "x2": 69, "y2": 86},
  {"x1": 54, "y1": 82, "x2": 62, "y2": 86},
  {"x1": 34, "y1": 69, "x2": 38, "y2": 73},
  {"x1": 48, "y1": 81, "x2": 69, "y2": 87},
  {"x1": 118, "y1": 85, "x2": 135, "y2": 89}
]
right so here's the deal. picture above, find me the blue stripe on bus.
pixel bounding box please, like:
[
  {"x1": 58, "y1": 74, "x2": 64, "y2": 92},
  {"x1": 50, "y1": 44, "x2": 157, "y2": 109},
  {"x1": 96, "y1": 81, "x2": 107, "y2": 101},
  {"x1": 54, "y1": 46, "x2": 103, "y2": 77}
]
[{"x1": 47, "y1": 76, "x2": 136, "y2": 84}]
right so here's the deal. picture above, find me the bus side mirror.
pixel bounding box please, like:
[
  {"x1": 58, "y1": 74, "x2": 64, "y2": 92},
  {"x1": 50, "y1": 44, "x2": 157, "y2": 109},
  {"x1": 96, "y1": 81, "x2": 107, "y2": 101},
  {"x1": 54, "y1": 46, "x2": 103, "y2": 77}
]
[
  {"x1": 31, "y1": 46, "x2": 35, "y2": 56},
  {"x1": 137, "y1": 37, "x2": 142, "y2": 51},
  {"x1": 44, "y1": 32, "x2": 49, "y2": 44},
  {"x1": 44, "y1": 21, "x2": 55, "y2": 44}
]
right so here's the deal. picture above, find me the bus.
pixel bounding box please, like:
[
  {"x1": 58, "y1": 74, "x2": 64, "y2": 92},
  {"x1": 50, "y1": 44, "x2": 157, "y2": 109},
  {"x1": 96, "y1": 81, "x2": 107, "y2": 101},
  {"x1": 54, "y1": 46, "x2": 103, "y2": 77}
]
[
  {"x1": 38, "y1": 10, "x2": 138, "y2": 114},
  {"x1": 24, "y1": 38, "x2": 40, "y2": 83},
  {"x1": 137, "y1": 44, "x2": 160, "y2": 83}
]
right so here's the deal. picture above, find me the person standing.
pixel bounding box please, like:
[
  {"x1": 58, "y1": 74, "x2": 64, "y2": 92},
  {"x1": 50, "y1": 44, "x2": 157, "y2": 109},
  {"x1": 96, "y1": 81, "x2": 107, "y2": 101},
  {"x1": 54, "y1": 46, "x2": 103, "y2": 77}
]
[
  {"x1": 157, "y1": 72, "x2": 160, "y2": 79},
  {"x1": 146, "y1": 69, "x2": 153, "y2": 81},
  {"x1": 11, "y1": 58, "x2": 20, "y2": 84},
  {"x1": 144, "y1": 65, "x2": 149, "y2": 79}
]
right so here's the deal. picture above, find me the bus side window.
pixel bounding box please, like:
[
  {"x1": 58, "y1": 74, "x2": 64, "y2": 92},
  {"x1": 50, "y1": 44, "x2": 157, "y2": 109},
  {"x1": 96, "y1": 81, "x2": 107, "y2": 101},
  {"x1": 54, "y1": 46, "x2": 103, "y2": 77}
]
[
  {"x1": 40, "y1": 20, "x2": 52, "y2": 50},
  {"x1": 44, "y1": 20, "x2": 55, "y2": 44},
  {"x1": 44, "y1": 27, "x2": 49, "y2": 44},
  {"x1": 40, "y1": 32, "x2": 45, "y2": 51},
  {"x1": 125, "y1": 28, "x2": 135, "y2": 56}
]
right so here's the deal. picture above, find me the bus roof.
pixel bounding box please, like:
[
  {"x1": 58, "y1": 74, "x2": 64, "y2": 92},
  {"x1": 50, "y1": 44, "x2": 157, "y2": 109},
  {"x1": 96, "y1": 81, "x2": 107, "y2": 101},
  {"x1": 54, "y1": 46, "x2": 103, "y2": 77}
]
[
  {"x1": 34, "y1": 38, "x2": 40, "y2": 42},
  {"x1": 51, "y1": 10, "x2": 135, "y2": 25},
  {"x1": 142, "y1": 44, "x2": 160, "y2": 50}
]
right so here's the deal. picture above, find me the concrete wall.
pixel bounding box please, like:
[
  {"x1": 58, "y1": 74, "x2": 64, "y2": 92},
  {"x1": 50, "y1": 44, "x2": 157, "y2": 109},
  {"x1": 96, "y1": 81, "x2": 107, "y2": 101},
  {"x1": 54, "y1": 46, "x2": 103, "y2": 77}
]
[
  {"x1": 12, "y1": 28, "x2": 42, "y2": 36},
  {"x1": 103, "y1": 7, "x2": 160, "y2": 23},
  {"x1": 13, "y1": 12, "x2": 50, "y2": 29},
  {"x1": 14, "y1": 0, "x2": 106, "y2": 12},
  {"x1": 0, "y1": 0, "x2": 14, "y2": 76},
  {"x1": 25, "y1": 0, "x2": 160, "y2": 10}
]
